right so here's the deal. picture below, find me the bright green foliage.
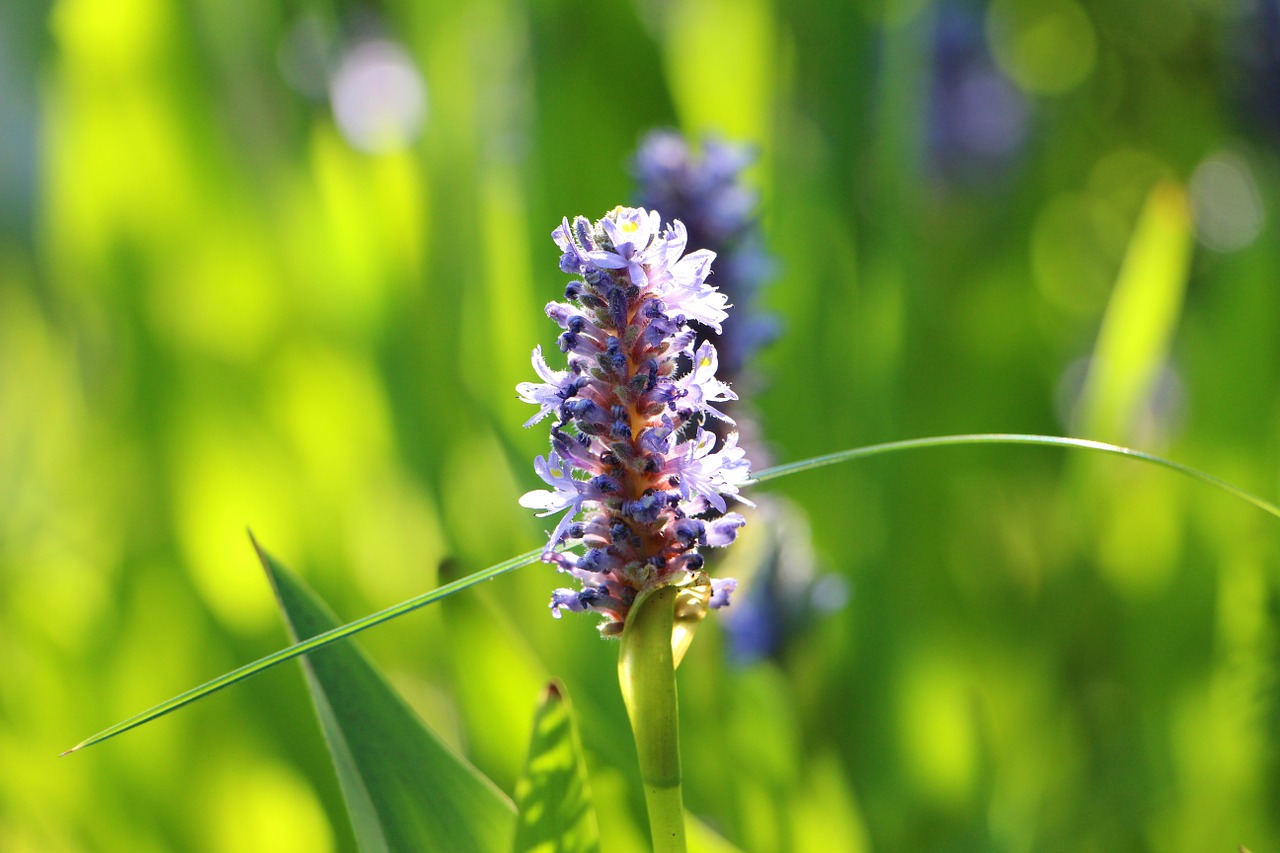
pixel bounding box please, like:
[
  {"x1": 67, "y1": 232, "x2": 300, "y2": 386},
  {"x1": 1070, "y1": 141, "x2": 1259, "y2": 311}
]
[
  {"x1": 9, "y1": 0, "x2": 1280, "y2": 850},
  {"x1": 1078, "y1": 181, "x2": 1195, "y2": 443},
  {"x1": 259, "y1": 538, "x2": 516, "y2": 853},
  {"x1": 512, "y1": 682, "x2": 600, "y2": 853}
]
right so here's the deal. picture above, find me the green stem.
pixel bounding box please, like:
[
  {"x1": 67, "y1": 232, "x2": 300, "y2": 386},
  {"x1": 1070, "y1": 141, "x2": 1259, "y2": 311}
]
[
  {"x1": 640, "y1": 784, "x2": 685, "y2": 853},
  {"x1": 618, "y1": 585, "x2": 687, "y2": 853}
]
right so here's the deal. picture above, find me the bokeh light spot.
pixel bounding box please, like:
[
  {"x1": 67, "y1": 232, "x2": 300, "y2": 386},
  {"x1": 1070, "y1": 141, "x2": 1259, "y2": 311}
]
[
  {"x1": 1189, "y1": 149, "x2": 1265, "y2": 252},
  {"x1": 150, "y1": 220, "x2": 283, "y2": 362},
  {"x1": 267, "y1": 345, "x2": 393, "y2": 500},
  {"x1": 899, "y1": 652, "x2": 976, "y2": 803},
  {"x1": 203, "y1": 758, "x2": 335, "y2": 853},
  {"x1": 987, "y1": 0, "x2": 1097, "y2": 95},
  {"x1": 329, "y1": 39, "x2": 428, "y2": 155},
  {"x1": 1032, "y1": 192, "x2": 1128, "y2": 316},
  {"x1": 1096, "y1": 468, "x2": 1184, "y2": 597},
  {"x1": 173, "y1": 414, "x2": 300, "y2": 631},
  {"x1": 52, "y1": 0, "x2": 167, "y2": 70},
  {"x1": 953, "y1": 69, "x2": 1030, "y2": 157}
]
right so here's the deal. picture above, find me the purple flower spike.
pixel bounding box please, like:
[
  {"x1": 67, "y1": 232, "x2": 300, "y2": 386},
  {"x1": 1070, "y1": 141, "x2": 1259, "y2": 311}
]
[
  {"x1": 518, "y1": 206, "x2": 750, "y2": 633},
  {"x1": 633, "y1": 131, "x2": 844, "y2": 665}
]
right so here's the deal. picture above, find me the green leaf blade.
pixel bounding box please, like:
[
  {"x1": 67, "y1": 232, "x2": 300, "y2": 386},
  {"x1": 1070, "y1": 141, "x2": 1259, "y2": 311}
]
[
  {"x1": 1078, "y1": 181, "x2": 1194, "y2": 443},
  {"x1": 512, "y1": 681, "x2": 600, "y2": 853},
  {"x1": 258, "y1": 538, "x2": 516, "y2": 853}
]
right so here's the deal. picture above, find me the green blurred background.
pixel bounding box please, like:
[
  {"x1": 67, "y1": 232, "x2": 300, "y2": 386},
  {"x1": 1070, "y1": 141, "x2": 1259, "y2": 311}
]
[{"x1": 3, "y1": 0, "x2": 1278, "y2": 849}]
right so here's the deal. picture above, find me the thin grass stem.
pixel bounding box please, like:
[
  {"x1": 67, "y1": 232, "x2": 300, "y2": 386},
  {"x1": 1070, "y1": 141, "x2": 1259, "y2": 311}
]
[
  {"x1": 750, "y1": 433, "x2": 1280, "y2": 521},
  {"x1": 66, "y1": 433, "x2": 1280, "y2": 755},
  {"x1": 62, "y1": 542, "x2": 544, "y2": 755}
]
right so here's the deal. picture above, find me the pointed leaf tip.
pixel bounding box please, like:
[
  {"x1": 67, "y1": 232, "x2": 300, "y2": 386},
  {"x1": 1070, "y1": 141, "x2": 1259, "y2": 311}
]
[
  {"x1": 268, "y1": 550, "x2": 516, "y2": 852},
  {"x1": 513, "y1": 680, "x2": 600, "y2": 853},
  {"x1": 62, "y1": 542, "x2": 544, "y2": 755}
]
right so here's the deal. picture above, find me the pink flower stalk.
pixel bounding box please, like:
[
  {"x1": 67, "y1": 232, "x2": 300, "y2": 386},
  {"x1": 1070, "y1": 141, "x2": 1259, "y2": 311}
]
[{"x1": 518, "y1": 206, "x2": 751, "y2": 634}]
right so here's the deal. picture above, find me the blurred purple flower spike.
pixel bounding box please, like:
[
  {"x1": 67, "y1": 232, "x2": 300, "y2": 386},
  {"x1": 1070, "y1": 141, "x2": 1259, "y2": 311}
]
[{"x1": 633, "y1": 131, "x2": 778, "y2": 383}]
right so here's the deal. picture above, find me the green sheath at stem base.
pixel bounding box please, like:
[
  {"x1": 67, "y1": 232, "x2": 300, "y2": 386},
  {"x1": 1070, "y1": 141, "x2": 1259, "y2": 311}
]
[{"x1": 618, "y1": 584, "x2": 687, "y2": 853}]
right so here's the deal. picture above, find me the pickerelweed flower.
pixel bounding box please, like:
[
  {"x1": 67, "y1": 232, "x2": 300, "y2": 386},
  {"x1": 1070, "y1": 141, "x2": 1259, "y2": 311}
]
[{"x1": 518, "y1": 206, "x2": 752, "y2": 634}]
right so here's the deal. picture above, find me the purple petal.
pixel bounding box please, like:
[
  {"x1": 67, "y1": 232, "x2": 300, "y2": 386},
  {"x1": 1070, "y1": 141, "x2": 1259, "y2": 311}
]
[
  {"x1": 709, "y1": 577, "x2": 737, "y2": 609},
  {"x1": 704, "y1": 513, "x2": 746, "y2": 547}
]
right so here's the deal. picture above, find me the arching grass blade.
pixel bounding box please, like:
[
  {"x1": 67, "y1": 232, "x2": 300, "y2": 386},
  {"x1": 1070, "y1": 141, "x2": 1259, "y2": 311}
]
[
  {"x1": 65, "y1": 433, "x2": 1280, "y2": 757},
  {"x1": 62, "y1": 539, "x2": 544, "y2": 755},
  {"x1": 749, "y1": 434, "x2": 1280, "y2": 522}
]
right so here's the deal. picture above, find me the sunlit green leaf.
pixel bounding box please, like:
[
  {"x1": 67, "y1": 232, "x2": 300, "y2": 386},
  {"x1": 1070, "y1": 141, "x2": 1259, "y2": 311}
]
[
  {"x1": 512, "y1": 681, "x2": 600, "y2": 853},
  {"x1": 1078, "y1": 181, "x2": 1194, "y2": 443},
  {"x1": 259, "y1": 537, "x2": 516, "y2": 853}
]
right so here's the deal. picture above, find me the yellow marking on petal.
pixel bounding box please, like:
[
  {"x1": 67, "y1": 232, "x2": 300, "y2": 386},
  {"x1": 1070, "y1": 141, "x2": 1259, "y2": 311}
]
[{"x1": 699, "y1": 356, "x2": 713, "y2": 369}]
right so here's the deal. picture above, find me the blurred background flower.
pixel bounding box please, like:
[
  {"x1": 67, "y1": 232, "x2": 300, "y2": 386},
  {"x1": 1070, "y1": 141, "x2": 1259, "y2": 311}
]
[
  {"x1": 3, "y1": 0, "x2": 1279, "y2": 851},
  {"x1": 630, "y1": 129, "x2": 847, "y2": 665},
  {"x1": 926, "y1": 0, "x2": 1032, "y2": 187},
  {"x1": 632, "y1": 130, "x2": 779, "y2": 384}
]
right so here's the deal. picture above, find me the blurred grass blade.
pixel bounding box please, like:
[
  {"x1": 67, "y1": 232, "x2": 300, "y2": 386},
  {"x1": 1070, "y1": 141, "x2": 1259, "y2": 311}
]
[
  {"x1": 260, "y1": 540, "x2": 516, "y2": 853},
  {"x1": 618, "y1": 584, "x2": 686, "y2": 853},
  {"x1": 62, "y1": 540, "x2": 544, "y2": 755},
  {"x1": 750, "y1": 434, "x2": 1280, "y2": 522},
  {"x1": 1077, "y1": 181, "x2": 1194, "y2": 442},
  {"x1": 512, "y1": 681, "x2": 600, "y2": 853}
]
